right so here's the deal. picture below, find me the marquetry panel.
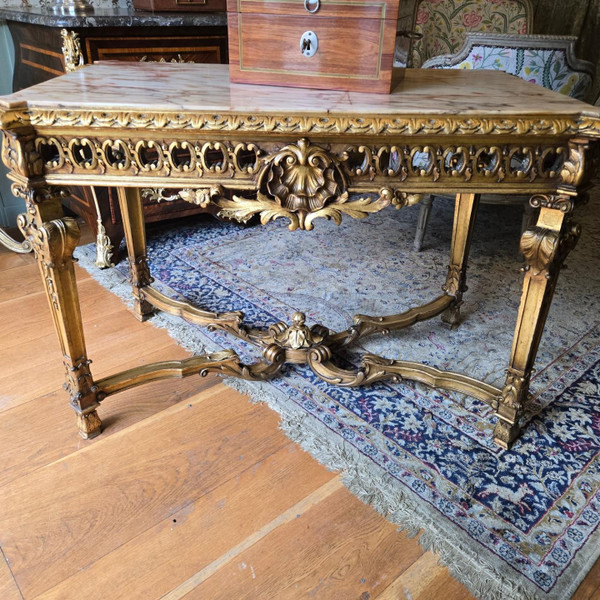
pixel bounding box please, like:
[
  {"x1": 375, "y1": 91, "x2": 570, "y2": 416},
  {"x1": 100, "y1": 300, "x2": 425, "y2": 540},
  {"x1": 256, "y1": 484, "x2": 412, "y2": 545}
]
[{"x1": 83, "y1": 30, "x2": 228, "y2": 65}]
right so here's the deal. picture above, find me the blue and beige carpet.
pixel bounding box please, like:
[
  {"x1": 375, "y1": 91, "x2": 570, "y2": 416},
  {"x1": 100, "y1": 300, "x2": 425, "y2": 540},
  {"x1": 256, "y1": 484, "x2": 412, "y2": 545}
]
[{"x1": 76, "y1": 193, "x2": 600, "y2": 600}]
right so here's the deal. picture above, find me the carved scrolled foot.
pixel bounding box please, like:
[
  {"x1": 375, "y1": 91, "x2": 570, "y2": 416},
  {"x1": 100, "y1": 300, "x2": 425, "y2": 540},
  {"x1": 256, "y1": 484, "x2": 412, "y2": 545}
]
[
  {"x1": 133, "y1": 291, "x2": 156, "y2": 322},
  {"x1": 77, "y1": 409, "x2": 102, "y2": 439},
  {"x1": 493, "y1": 418, "x2": 521, "y2": 450}
]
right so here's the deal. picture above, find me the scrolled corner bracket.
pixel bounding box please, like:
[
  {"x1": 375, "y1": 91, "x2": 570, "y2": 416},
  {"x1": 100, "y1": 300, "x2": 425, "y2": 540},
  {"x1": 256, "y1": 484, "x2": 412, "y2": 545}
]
[
  {"x1": 559, "y1": 141, "x2": 589, "y2": 188},
  {"x1": 529, "y1": 193, "x2": 574, "y2": 214},
  {"x1": 61, "y1": 30, "x2": 85, "y2": 73},
  {"x1": 11, "y1": 183, "x2": 70, "y2": 213}
]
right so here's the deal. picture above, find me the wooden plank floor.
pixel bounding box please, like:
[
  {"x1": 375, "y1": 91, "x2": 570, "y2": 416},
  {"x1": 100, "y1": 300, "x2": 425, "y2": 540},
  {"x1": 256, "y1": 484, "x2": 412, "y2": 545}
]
[{"x1": 0, "y1": 226, "x2": 599, "y2": 600}]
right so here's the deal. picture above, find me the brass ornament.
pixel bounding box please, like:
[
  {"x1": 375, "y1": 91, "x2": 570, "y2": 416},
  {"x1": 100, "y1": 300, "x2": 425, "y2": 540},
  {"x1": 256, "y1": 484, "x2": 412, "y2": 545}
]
[
  {"x1": 141, "y1": 188, "x2": 181, "y2": 203},
  {"x1": 60, "y1": 30, "x2": 85, "y2": 73}
]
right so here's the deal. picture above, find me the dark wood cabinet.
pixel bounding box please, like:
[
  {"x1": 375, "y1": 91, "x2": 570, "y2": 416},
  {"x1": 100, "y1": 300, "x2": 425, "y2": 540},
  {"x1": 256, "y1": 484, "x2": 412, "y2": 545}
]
[{"x1": 3, "y1": 10, "x2": 228, "y2": 265}]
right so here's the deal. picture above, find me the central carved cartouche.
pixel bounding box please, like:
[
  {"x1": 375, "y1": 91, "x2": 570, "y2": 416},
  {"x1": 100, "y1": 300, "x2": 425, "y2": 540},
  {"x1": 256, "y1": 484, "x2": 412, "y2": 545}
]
[
  {"x1": 216, "y1": 138, "x2": 390, "y2": 230},
  {"x1": 265, "y1": 138, "x2": 344, "y2": 213}
]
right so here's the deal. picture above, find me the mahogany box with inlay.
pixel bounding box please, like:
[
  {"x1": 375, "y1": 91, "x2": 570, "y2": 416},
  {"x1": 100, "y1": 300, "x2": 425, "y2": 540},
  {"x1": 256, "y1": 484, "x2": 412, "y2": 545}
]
[{"x1": 227, "y1": 0, "x2": 403, "y2": 93}]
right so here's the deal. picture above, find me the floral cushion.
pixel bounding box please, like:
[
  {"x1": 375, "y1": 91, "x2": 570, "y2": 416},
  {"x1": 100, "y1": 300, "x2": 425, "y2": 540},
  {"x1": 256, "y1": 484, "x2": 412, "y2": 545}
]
[
  {"x1": 412, "y1": 0, "x2": 530, "y2": 67},
  {"x1": 435, "y1": 45, "x2": 592, "y2": 100}
]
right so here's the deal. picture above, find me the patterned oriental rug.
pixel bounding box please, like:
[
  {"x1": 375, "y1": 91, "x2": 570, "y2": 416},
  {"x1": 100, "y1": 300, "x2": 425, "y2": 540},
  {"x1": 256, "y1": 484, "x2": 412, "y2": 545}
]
[{"x1": 76, "y1": 192, "x2": 600, "y2": 600}]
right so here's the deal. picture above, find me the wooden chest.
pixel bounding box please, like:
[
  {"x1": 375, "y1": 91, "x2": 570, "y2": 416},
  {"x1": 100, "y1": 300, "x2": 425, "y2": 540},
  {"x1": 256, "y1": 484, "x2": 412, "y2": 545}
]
[{"x1": 227, "y1": 0, "x2": 402, "y2": 93}]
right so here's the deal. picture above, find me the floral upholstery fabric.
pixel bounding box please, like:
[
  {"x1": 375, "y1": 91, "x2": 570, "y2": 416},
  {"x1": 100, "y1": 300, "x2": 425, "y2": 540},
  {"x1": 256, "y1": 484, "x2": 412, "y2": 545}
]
[
  {"x1": 434, "y1": 45, "x2": 592, "y2": 100},
  {"x1": 411, "y1": 0, "x2": 531, "y2": 67}
]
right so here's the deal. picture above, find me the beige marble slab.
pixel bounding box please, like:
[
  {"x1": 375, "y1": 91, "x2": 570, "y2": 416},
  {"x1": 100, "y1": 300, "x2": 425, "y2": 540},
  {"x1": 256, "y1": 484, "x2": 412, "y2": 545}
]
[{"x1": 1, "y1": 62, "x2": 599, "y2": 119}]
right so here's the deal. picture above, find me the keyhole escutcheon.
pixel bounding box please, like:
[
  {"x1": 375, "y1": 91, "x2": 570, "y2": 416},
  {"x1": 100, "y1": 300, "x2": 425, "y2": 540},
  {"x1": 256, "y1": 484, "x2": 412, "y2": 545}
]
[{"x1": 300, "y1": 31, "x2": 318, "y2": 58}]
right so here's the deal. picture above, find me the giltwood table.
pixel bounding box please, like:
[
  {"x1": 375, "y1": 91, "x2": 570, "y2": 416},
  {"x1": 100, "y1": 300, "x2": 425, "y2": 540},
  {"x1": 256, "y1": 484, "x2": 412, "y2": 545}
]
[{"x1": 1, "y1": 62, "x2": 599, "y2": 448}]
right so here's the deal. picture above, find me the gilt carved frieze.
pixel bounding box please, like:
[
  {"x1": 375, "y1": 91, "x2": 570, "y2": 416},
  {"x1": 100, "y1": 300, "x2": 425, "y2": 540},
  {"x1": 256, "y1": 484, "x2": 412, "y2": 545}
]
[
  {"x1": 8, "y1": 109, "x2": 592, "y2": 138},
  {"x1": 34, "y1": 134, "x2": 568, "y2": 188}
]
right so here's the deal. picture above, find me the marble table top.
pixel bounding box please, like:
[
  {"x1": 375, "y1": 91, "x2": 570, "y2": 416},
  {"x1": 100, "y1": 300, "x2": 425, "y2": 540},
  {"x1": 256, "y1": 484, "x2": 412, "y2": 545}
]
[
  {"x1": 0, "y1": 6, "x2": 227, "y2": 27},
  {"x1": 1, "y1": 62, "x2": 599, "y2": 136}
]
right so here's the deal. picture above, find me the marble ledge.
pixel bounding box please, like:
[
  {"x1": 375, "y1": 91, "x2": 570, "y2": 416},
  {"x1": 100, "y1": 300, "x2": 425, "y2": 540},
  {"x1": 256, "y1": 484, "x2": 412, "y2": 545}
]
[{"x1": 0, "y1": 6, "x2": 227, "y2": 27}]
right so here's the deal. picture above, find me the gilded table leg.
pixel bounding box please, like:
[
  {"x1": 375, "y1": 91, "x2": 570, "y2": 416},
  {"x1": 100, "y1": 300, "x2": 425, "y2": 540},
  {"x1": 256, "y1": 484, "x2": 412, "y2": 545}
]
[
  {"x1": 441, "y1": 192, "x2": 480, "y2": 328},
  {"x1": 117, "y1": 187, "x2": 155, "y2": 321},
  {"x1": 16, "y1": 183, "x2": 102, "y2": 439},
  {"x1": 493, "y1": 193, "x2": 580, "y2": 449},
  {"x1": 413, "y1": 194, "x2": 434, "y2": 252}
]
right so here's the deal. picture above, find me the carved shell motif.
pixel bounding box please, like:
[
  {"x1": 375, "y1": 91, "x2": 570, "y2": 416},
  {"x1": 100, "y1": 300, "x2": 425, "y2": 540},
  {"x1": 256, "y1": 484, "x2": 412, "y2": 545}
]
[{"x1": 264, "y1": 138, "x2": 345, "y2": 213}]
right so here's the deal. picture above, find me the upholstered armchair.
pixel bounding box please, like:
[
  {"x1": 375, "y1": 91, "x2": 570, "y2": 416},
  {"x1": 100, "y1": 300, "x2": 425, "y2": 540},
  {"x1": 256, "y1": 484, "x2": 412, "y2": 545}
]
[
  {"x1": 412, "y1": 33, "x2": 595, "y2": 251},
  {"x1": 406, "y1": 0, "x2": 533, "y2": 68}
]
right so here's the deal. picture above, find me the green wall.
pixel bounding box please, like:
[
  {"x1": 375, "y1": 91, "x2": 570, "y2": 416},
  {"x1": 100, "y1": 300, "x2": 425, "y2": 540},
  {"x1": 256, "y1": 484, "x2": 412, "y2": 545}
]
[{"x1": 0, "y1": 22, "x2": 20, "y2": 228}]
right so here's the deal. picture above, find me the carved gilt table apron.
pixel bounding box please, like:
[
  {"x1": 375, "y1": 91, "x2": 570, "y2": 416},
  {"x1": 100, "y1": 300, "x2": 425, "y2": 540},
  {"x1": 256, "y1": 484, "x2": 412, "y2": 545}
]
[{"x1": 1, "y1": 62, "x2": 599, "y2": 449}]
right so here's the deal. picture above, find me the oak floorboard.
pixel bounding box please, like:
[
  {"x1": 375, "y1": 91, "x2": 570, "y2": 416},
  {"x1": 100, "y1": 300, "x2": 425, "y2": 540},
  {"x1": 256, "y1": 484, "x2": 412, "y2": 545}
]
[
  {"x1": 0, "y1": 549, "x2": 23, "y2": 600},
  {"x1": 574, "y1": 559, "x2": 600, "y2": 599},
  {"x1": 0, "y1": 385, "x2": 287, "y2": 599},
  {"x1": 0, "y1": 262, "x2": 46, "y2": 302},
  {"x1": 35, "y1": 444, "x2": 338, "y2": 600},
  {"x1": 177, "y1": 486, "x2": 424, "y2": 600},
  {"x1": 377, "y1": 550, "x2": 475, "y2": 600},
  {"x1": 0, "y1": 369, "x2": 221, "y2": 489},
  {"x1": 0, "y1": 275, "x2": 102, "y2": 348},
  {"x1": 0, "y1": 250, "x2": 32, "y2": 271},
  {"x1": 0, "y1": 308, "x2": 195, "y2": 411}
]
